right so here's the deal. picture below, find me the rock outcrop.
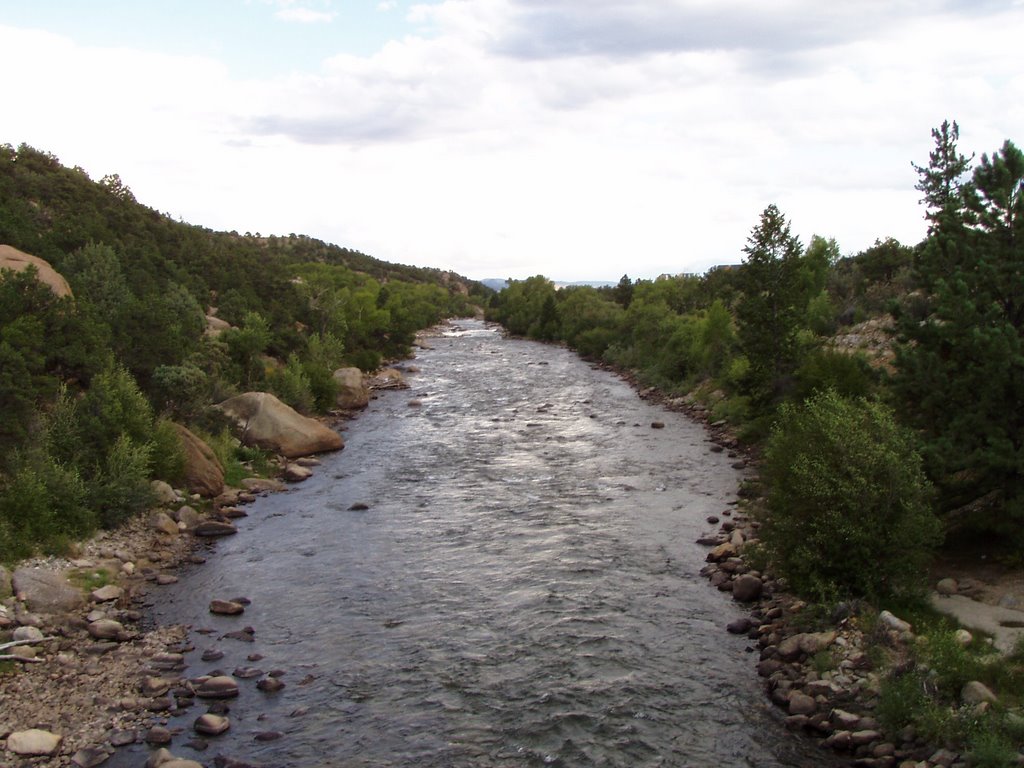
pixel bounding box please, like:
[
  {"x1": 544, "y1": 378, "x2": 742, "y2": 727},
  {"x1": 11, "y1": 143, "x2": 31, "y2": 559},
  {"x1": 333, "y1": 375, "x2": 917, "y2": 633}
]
[
  {"x1": 333, "y1": 367, "x2": 370, "y2": 409},
  {"x1": 217, "y1": 392, "x2": 344, "y2": 458},
  {"x1": 0, "y1": 244, "x2": 73, "y2": 298},
  {"x1": 171, "y1": 423, "x2": 225, "y2": 497},
  {"x1": 11, "y1": 568, "x2": 85, "y2": 614}
]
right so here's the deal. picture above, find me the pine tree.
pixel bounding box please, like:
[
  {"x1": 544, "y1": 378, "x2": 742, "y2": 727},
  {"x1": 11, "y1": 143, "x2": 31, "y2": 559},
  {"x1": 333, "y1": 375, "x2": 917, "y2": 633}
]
[
  {"x1": 735, "y1": 204, "x2": 804, "y2": 407},
  {"x1": 894, "y1": 127, "x2": 1024, "y2": 537}
]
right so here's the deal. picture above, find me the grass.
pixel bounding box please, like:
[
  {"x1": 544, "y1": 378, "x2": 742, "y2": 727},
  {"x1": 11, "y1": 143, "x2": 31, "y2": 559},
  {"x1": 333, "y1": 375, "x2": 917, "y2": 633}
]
[{"x1": 66, "y1": 566, "x2": 115, "y2": 593}]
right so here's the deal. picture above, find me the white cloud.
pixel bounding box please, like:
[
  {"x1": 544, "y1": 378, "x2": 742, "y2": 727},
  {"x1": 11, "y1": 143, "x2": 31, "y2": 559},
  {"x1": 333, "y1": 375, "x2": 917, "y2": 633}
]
[
  {"x1": 2, "y1": 1, "x2": 1023, "y2": 280},
  {"x1": 274, "y1": 7, "x2": 336, "y2": 23}
]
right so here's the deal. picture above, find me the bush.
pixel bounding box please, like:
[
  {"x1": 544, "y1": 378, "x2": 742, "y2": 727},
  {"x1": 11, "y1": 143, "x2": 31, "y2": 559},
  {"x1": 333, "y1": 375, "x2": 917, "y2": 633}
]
[
  {"x1": 149, "y1": 417, "x2": 186, "y2": 485},
  {"x1": 762, "y1": 390, "x2": 941, "y2": 601}
]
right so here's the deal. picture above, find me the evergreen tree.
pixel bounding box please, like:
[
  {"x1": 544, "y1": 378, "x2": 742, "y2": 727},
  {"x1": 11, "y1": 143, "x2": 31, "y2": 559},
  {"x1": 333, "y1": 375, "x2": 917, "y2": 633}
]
[
  {"x1": 894, "y1": 128, "x2": 1024, "y2": 537},
  {"x1": 735, "y1": 204, "x2": 804, "y2": 406}
]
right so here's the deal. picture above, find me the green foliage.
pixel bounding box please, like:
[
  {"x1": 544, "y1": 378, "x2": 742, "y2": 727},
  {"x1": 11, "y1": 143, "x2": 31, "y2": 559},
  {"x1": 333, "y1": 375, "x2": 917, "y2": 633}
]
[
  {"x1": 267, "y1": 354, "x2": 315, "y2": 414},
  {"x1": 894, "y1": 128, "x2": 1024, "y2": 538},
  {"x1": 151, "y1": 364, "x2": 210, "y2": 421},
  {"x1": 762, "y1": 390, "x2": 940, "y2": 601},
  {"x1": 793, "y1": 348, "x2": 876, "y2": 402},
  {"x1": 735, "y1": 205, "x2": 805, "y2": 407},
  {"x1": 149, "y1": 418, "x2": 186, "y2": 486}
]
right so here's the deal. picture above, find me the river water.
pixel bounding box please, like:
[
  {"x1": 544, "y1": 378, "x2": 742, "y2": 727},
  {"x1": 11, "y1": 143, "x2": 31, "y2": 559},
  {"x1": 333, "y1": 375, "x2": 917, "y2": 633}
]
[{"x1": 116, "y1": 319, "x2": 835, "y2": 768}]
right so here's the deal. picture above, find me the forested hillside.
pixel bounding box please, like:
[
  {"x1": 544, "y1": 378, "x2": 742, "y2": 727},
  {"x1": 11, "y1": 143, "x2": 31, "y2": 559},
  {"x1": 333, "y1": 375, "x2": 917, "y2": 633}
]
[
  {"x1": 0, "y1": 143, "x2": 489, "y2": 560},
  {"x1": 488, "y1": 122, "x2": 1024, "y2": 600}
]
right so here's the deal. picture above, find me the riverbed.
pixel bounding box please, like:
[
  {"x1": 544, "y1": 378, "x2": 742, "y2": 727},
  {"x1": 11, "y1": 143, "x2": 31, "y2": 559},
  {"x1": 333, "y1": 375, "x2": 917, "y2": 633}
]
[{"x1": 112, "y1": 319, "x2": 835, "y2": 767}]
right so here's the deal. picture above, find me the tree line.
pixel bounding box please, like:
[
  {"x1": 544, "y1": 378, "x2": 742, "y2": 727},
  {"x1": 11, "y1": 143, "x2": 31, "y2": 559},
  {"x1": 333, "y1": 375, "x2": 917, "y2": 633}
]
[
  {"x1": 488, "y1": 122, "x2": 1023, "y2": 603},
  {"x1": 0, "y1": 143, "x2": 489, "y2": 560}
]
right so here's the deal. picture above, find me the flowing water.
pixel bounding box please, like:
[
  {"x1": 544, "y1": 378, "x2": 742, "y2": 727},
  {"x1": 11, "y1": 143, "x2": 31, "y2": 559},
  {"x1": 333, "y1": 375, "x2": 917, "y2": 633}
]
[{"x1": 115, "y1": 319, "x2": 837, "y2": 767}]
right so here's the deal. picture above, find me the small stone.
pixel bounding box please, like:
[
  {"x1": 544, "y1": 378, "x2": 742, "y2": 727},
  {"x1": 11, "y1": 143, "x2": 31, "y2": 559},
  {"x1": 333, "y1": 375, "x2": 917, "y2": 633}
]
[
  {"x1": 349, "y1": 502, "x2": 370, "y2": 511},
  {"x1": 283, "y1": 464, "x2": 313, "y2": 483},
  {"x1": 144, "y1": 726, "x2": 172, "y2": 745},
  {"x1": 233, "y1": 666, "x2": 263, "y2": 679},
  {"x1": 788, "y1": 691, "x2": 817, "y2": 715},
  {"x1": 202, "y1": 648, "x2": 225, "y2": 662},
  {"x1": 196, "y1": 675, "x2": 240, "y2": 699},
  {"x1": 257, "y1": 676, "x2": 285, "y2": 693},
  {"x1": 731, "y1": 574, "x2": 763, "y2": 603},
  {"x1": 91, "y1": 584, "x2": 124, "y2": 602},
  {"x1": 254, "y1": 731, "x2": 284, "y2": 742},
  {"x1": 210, "y1": 599, "x2": 245, "y2": 616},
  {"x1": 194, "y1": 713, "x2": 231, "y2": 736},
  {"x1": 12, "y1": 625, "x2": 45, "y2": 642},
  {"x1": 936, "y1": 577, "x2": 959, "y2": 595},
  {"x1": 953, "y1": 628, "x2": 973, "y2": 647},
  {"x1": 88, "y1": 619, "x2": 126, "y2": 641},
  {"x1": 156, "y1": 574, "x2": 179, "y2": 586},
  {"x1": 141, "y1": 677, "x2": 173, "y2": 696},
  {"x1": 727, "y1": 617, "x2": 753, "y2": 634},
  {"x1": 194, "y1": 520, "x2": 238, "y2": 537},
  {"x1": 706, "y1": 516, "x2": 719, "y2": 525},
  {"x1": 878, "y1": 610, "x2": 911, "y2": 634},
  {"x1": 650, "y1": 421, "x2": 665, "y2": 429},
  {"x1": 108, "y1": 730, "x2": 137, "y2": 746},
  {"x1": 7, "y1": 729, "x2": 62, "y2": 756},
  {"x1": 72, "y1": 746, "x2": 111, "y2": 767},
  {"x1": 151, "y1": 511, "x2": 180, "y2": 536},
  {"x1": 961, "y1": 680, "x2": 998, "y2": 705}
]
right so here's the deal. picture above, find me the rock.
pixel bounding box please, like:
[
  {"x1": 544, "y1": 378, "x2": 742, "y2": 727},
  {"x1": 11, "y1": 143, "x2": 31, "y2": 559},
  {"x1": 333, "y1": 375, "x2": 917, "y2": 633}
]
[
  {"x1": 162, "y1": 760, "x2": 205, "y2": 768},
  {"x1": 217, "y1": 392, "x2": 344, "y2": 458},
  {"x1": 850, "y1": 729, "x2": 882, "y2": 746},
  {"x1": 254, "y1": 731, "x2": 284, "y2": 741},
  {"x1": 878, "y1": 610, "x2": 911, "y2": 634},
  {"x1": 333, "y1": 367, "x2": 370, "y2": 409},
  {"x1": 935, "y1": 577, "x2": 959, "y2": 595},
  {"x1": 12, "y1": 567, "x2": 86, "y2": 614},
  {"x1": 145, "y1": 748, "x2": 172, "y2": 767},
  {"x1": 71, "y1": 746, "x2": 111, "y2": 767},
  {"x1": 157, "y1": 574, "x2": 178, "y2": 585},
  {"x1": 732, "y1": 574, "x2": 763, "y2": 602},
  {"x1": 206, "y1": 313, "x2": 233, "y2": 336},
  {"x1": 7, "y1": 728, "x2": 62, "y2": 756},
  {"x1": 151, "y1": 511, "x2": 180, "y2": 536},
  {"x1": 202, "y1": 648, "x2": 225, "y2": 661},
  {"x1": 91, "y1": 584, "x2": 123, "y2": 602},
  {"x1": 172, "y1": 423, "x2": 225, "y2": 497},
  {"x1": 788, "y1": 691, "x2": 817, "y2": 715},
  {"x1": 240, "y1": 477, "x2": 287, "y2": 493},
  {"x1": 369, "y1": 368, "x2": 407, "y2": 390},
  {"x1": 151, "y1": 480, "x2": 179, "y2": 505},
  {"x1": 257, "y1": 676, "x2": 285, "y2": 693},
  {"x1": 651, "y1": 421, "x2": 665, "y2": 429},
  {"x1": 0, "y1": 245, "x2": 73, "y2": 297},
  {"x1": 174, "y1": 505, "x2": 202, "y2": 529},
  {"x1": 196, "y1": 675, "x2": 240, "y2": 699},
  {"x1": 961, "y1": 680, "x2": 998, "y2": 705},
  {"x1": 283, "y1": 464, "x2": 313, "y2": 483},
  {"x1": 831, "y1": 708, "x2": 862, "y2": 729},
  {"x1": 88, "y1": 619, "x2": 126, "y2": 640},
  {"x1": 194, "y1": 713, "x2": 231, "y2": 736},
  {"x1": 12, "y1": 625, "x2": 45, "y2": 642},
  {"x1": 0, "y1": 564, "x2": 10, "y2": 597},
  {"x1": 141, "y1": 677, "x2": 173, "y2": 696},
  {"x1": 953, "y1": 628, "x2": 973, "y2": 647},
  {"x1": 706, "y1": 542, "x2": 736, "y2": 563},
  {"x1": 727, "y1": 617, "x2": 754, "y2": 634},
  {"x1": 194, "y1": 520, "x2": 238, "y2": 537},
  {"x1": 210, "y1": 599, "x2": 245, "y2": 616}
]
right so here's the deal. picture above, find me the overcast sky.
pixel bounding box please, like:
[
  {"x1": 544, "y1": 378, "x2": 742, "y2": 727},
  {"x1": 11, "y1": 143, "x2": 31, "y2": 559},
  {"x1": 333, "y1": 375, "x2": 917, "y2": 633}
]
[{"x1": 2, "y1": 1, "x2": 1022, "y2": 281}]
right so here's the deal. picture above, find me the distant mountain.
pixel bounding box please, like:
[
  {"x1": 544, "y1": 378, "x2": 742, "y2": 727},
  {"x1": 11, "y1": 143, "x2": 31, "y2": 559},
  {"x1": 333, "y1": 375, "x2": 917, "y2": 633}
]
[{"x1": 480, "y1": 278, "x2": 617, "y2": 292}]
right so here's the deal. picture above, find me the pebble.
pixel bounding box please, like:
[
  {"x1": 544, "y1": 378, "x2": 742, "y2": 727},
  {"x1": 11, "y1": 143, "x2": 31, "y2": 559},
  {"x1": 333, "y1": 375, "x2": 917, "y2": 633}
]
[
  {"x1": 196, "y1": 675, "x2": 240, "y2": 699},
  {"x1": 194, "y1": 713, "x2": 231, "y2": 736},
  {"x1": 210, "y1": 599, "x2": 246, "y2": 616}
]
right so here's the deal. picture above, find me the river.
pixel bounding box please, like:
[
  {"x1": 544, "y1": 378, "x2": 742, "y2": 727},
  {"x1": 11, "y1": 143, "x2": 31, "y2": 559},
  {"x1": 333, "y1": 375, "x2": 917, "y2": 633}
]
[{"x1": 112, "y1": 319, "x2": 835, "y2": 767}]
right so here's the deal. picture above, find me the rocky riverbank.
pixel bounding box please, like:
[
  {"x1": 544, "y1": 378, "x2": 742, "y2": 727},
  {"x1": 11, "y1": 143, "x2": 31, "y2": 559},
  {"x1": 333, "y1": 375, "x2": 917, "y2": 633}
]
[
  {"x1": 622, "y1": 377, "x2": 1024, "y2": 768},
  {"x1": 0, "y1": 356, "x2": 423, "y2": 767}
]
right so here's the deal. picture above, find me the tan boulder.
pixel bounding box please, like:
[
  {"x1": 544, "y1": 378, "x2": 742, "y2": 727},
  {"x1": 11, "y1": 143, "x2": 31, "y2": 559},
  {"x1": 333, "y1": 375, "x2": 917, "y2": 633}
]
[
  {"x1": 217, "y1": 392, "x2": 344, "y2": 458},
  {"x1": 333, "y1": 367, "x2": 370, "y2": 409},
  {"x1": 0, "y1": 245, "x2": 73, "y2": 298},
  {"x1": 204, "y1": 314, "x2": 233, "y2": 337},
  {"x1": 12, "y1": 568, "x2": 84, "y2": 614},
  {"x1": 171, "y1": 423, "x2": 225, "y2": 497}
]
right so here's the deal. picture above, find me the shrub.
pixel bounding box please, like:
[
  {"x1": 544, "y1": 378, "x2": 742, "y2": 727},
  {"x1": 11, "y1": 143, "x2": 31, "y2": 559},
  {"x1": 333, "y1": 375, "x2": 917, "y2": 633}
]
[
  {"x1": 149, "y1": 417, "x2": 186, "y2": 485},
  {"x1": 762, "y1": 390, "x2": 941, "y2": 601},
  {"x1": 89, "y1": 435, "x2": 154, "y2": 529}
]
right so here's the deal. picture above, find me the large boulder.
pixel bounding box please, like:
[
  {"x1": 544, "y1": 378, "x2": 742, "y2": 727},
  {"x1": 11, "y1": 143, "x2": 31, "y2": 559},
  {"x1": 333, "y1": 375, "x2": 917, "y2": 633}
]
[
  {"x1": 171, "y1": 423, "x2": 225, "y2": 497},
  {"x1": 217, "y1": 392, "x2": 343, "y2": 458},
  {"x1": 333, "y1": 367, "x2": 370, "y2": 409},
  {"x1": 0, "y1": 245, "x2": 73, "y2": 298},
  {"x1": 11, "y1": 568, "x2": 85, "y2": 614}
]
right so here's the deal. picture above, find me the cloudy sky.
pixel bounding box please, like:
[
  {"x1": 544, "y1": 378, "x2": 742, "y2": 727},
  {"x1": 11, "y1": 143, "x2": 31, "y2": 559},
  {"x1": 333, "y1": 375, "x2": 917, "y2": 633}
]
[{"x1": 2, "y1": 1, "x2": 1022, "y2": 281}]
